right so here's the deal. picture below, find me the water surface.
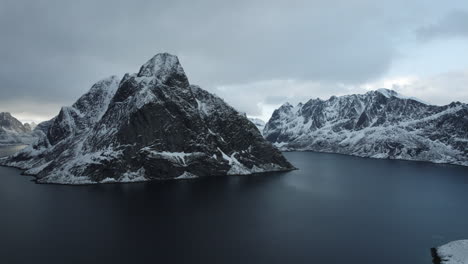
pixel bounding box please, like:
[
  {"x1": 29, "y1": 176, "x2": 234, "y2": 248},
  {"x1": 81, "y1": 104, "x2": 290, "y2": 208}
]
[{"x1": 0, "y1": 147, "x2": 467, "y2": 263}]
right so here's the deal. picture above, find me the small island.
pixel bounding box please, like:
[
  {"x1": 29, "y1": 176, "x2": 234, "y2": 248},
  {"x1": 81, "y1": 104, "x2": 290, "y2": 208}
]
[
  {"x1": 0, "y1": 53, "x2": 294, "y2": 184},
  {"x1": 432, "y1": 240, "x2": 468, "y2": 264}
]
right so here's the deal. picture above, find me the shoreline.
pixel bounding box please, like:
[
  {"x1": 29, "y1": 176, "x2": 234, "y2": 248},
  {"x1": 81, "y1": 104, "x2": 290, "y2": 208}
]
[
  {"x1": 0, "y1": 162, "x2": 295, "y2": 186},
  {"x1": 431, "y1": 248, "x2": 442, "y2": 264},
  {"x1": 281, "y1": 149, "x2": 468, "y2": 168}
]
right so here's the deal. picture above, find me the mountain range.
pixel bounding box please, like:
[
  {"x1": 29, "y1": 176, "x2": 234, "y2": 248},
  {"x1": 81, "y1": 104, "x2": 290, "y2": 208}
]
[
  {"x1": 0, "y1": 112, "x2": 38, "y2": 145},
  {"x1": 264, "y1": 89, "x2": 468, "y2": 166},
  {"x1": 0, "y1": 53, "x2": 293, "y2": 184}
]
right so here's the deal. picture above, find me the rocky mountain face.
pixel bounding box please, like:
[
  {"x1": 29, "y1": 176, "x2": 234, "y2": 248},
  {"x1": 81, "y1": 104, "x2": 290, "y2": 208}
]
[
  {"x1": 264, "y1": 89, "x2": 468, "y2": 166},
  {"x1": 249, "y1": 118, "x2": 266, "y2": 134},
  {"x1": 0, "y1": 112, "x2": 38, "y2": 145},
  {"x1": 1, "y1": 53, "x2": 293, "y2": 184}
]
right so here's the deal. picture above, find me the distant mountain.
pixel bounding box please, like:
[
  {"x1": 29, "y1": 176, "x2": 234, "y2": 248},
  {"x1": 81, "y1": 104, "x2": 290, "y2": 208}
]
[
  {"x1": 1, "y1": 53, "x2": 293, "y2": 184},
  {"x1": 264, "y1": 89, "x2": 468, "y2": 166},
  {"x1": 24, "y1": 122, "x2": 37, "y2": 131},
  {"x1": 0, "y1": 112, "x2": 38, "y2": 145},
  {"x1": 249, "y1": 118, "x2": 266, "y2": 134}
]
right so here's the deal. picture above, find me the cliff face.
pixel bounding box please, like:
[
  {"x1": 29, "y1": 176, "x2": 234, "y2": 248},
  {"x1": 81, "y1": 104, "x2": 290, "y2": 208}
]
[
  {"x1": 264, "y1": 89, "x2": 468, "y2": 166},
  {"x1": 1, "y1": 53, "x2": 293, "y2": 184}
]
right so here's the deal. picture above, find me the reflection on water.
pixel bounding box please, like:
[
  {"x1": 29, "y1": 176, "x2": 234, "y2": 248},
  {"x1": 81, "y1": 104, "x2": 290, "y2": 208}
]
[{"x1": 0, "y1": 148, "x2": 467, "y2": 264}]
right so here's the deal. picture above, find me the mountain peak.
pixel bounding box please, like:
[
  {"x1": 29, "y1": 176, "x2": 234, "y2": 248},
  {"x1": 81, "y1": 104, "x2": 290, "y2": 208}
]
[
  {"x1": 138, "y1": 53, "x2": 179, "y2": 76},
  {"x1": 137, "y1": 53, "x2": 189, "y2": 87},
  {"x1": 0, "y1": 112, "x2": 12, "y2": 118},
  {"x1": 374, "y1": 88, "x2": 428, "y2": 104},
  {"x1": 375, "y1": 88, "x2": 399, "y2": 98},
  {"x1": 280, "y1": 102, "x2": 293, "y2": 109}
]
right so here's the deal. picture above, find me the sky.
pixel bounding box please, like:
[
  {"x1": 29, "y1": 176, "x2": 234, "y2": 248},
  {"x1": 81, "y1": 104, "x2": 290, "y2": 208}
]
[{"x1": 1, "y1": 0, "x2": 468, "y2": 123}]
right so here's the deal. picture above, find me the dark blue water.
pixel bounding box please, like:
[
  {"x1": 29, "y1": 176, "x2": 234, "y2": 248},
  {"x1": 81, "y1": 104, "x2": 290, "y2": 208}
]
[{"x1": 0, "y1": 146, "x2": 467, "y2": 264}]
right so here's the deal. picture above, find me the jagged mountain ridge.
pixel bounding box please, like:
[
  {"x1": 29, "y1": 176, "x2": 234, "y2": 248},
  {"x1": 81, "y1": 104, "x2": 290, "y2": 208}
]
[
  {"x1": 264, "y1": 89, "x2": 468, "y2": 166},
  {"x1": 1, "y1": 53, "x2": 293, "y2": 184},
  {"x1": 0, "y1": 112, "x2": 38, "y2": 145}
]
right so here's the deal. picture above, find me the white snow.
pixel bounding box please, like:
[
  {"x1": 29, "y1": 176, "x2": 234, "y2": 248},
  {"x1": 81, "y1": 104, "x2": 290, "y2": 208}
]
[
  {"x1": 196, "y1": 98, "x2": 211, "y2": 116},
  {"x1": 217, "y1": 148, "x2": 250, "y2": 175},
  {"x1": 24, "y1": 161, "x2": 52, "y2": 175},
  {"x1": 376, "y1": 88, "x2": 428, "y2": 104},
  {"x1": 436, "y1": 240, "x2": 468, "y2": 264},
  {"x1": 175, "y1": 171, "x2": 199, "y2": 179},
  {"x1": 273, "y1": 142, "x2": 288, "y2": 148},
  {"x1": 100, "y1": 177, "x2": 117, "y2": 183},
  {"x1": 141, "y1": 148, "x2": 204, "y2": 166},
  {"x1": 216, "y1": 147, "x2": 288, "y2": 175},
  {"x1": 118, "y1": 168, "x2": 148, "y2": 183}
]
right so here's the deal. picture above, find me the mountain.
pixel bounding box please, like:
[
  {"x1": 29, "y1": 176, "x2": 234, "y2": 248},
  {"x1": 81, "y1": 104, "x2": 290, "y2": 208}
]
[
  {"x1": 264, "y1": 89, "x2": 468, "y2": 166},
  {"x1": 0, "y1": 112, "x2": 38, "y2": 145},
  {"x1": 0, "y1": 53, "x2": 293, "y2": 184},
  {"x1": 249, "y1": 118, "x2": 266, "y2": 134},
  {"x1": 24, "y1": 122, "x2": 37, "y2": 131}
]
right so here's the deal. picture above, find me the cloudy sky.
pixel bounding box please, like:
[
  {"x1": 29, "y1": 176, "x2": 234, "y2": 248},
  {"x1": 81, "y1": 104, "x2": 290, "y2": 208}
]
[{"x1": 1, "y1": 0, "x2": 468, "y2": 123}]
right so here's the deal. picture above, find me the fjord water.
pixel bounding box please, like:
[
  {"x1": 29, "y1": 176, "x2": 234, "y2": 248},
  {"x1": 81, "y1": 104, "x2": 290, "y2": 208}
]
[{"x1": 0, "y1": 147, "x2": 467, "y2": 264}]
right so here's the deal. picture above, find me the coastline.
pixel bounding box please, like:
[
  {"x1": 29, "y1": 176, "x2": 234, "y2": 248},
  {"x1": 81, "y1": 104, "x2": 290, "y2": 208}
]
[{"x1": 280, "y1": 149, "x2": 468, "y2": 168}]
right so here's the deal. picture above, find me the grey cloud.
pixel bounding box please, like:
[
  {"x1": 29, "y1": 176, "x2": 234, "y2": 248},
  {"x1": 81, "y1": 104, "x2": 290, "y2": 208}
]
[
  {"x1": 264, "y1": 96, "x2": 289, "y2": 105},
  {"x1": 213, "y1": 79, "x2": 358, "y2": 117},
  {"x1": 416, "y1": 10, "x2": 468, "y2": 41},
  {"x1": 392, "y1": 71, "x2": 468, "y2": 105},
  {"x1": 0, "y1": 0, "x2": 467, "y2": 121}
]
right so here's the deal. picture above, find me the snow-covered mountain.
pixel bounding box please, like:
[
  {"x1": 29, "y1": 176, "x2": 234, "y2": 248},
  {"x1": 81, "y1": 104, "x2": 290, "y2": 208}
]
[
  {"x1": 249, "y1": 118, "x2": 266, "y2": 134},
  {"x1": 0, "y1": 112, "x2": 38, "y2": 145},
  {"x1": 24, "y1": 122, "x2": 37, "y2": 131},
  {"x1": 264, "y1": 89, "x2": 468, "y2": 166},
  {"x1": 0, "y1": 53, "x2": 293, "y2": 184}
]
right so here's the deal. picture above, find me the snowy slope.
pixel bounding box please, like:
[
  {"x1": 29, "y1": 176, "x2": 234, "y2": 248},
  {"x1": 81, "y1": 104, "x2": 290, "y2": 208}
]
[
  {"x1": 434, "y1": 240, "x2": 468, "y2": 264},
  {"x1": 1, "y1": 53, "x2": 293, "y2": 184},
  {"x1": 264, "y1": 89, "x2": 468, "y2": 166}
]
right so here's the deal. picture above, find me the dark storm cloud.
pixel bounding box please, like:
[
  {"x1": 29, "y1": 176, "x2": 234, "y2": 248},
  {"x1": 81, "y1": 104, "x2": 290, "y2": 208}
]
[
  {"x1": 416, "y1": 10, "x2": 468, "y2": 41},
  {"x1": 0, "y1": 0, "x2": 467, "y2": 121}
]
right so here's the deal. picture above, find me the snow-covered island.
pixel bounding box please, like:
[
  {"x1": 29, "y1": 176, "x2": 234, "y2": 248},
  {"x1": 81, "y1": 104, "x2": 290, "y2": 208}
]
[
  {"x1": 0, "y1": 53, "x2": 294, "y2": 184},
  {"x1": 263, "y1": 89, "x2": 468, "y2": 166},
  {"x1": 432, "y1": 240, "x2": 468, "y2": 264}
]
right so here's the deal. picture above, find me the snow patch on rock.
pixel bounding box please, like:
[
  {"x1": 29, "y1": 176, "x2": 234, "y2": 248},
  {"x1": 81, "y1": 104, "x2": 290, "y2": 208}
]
[{"x1": 175, "y1": 171, "x2": 199, "y2": 179}]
